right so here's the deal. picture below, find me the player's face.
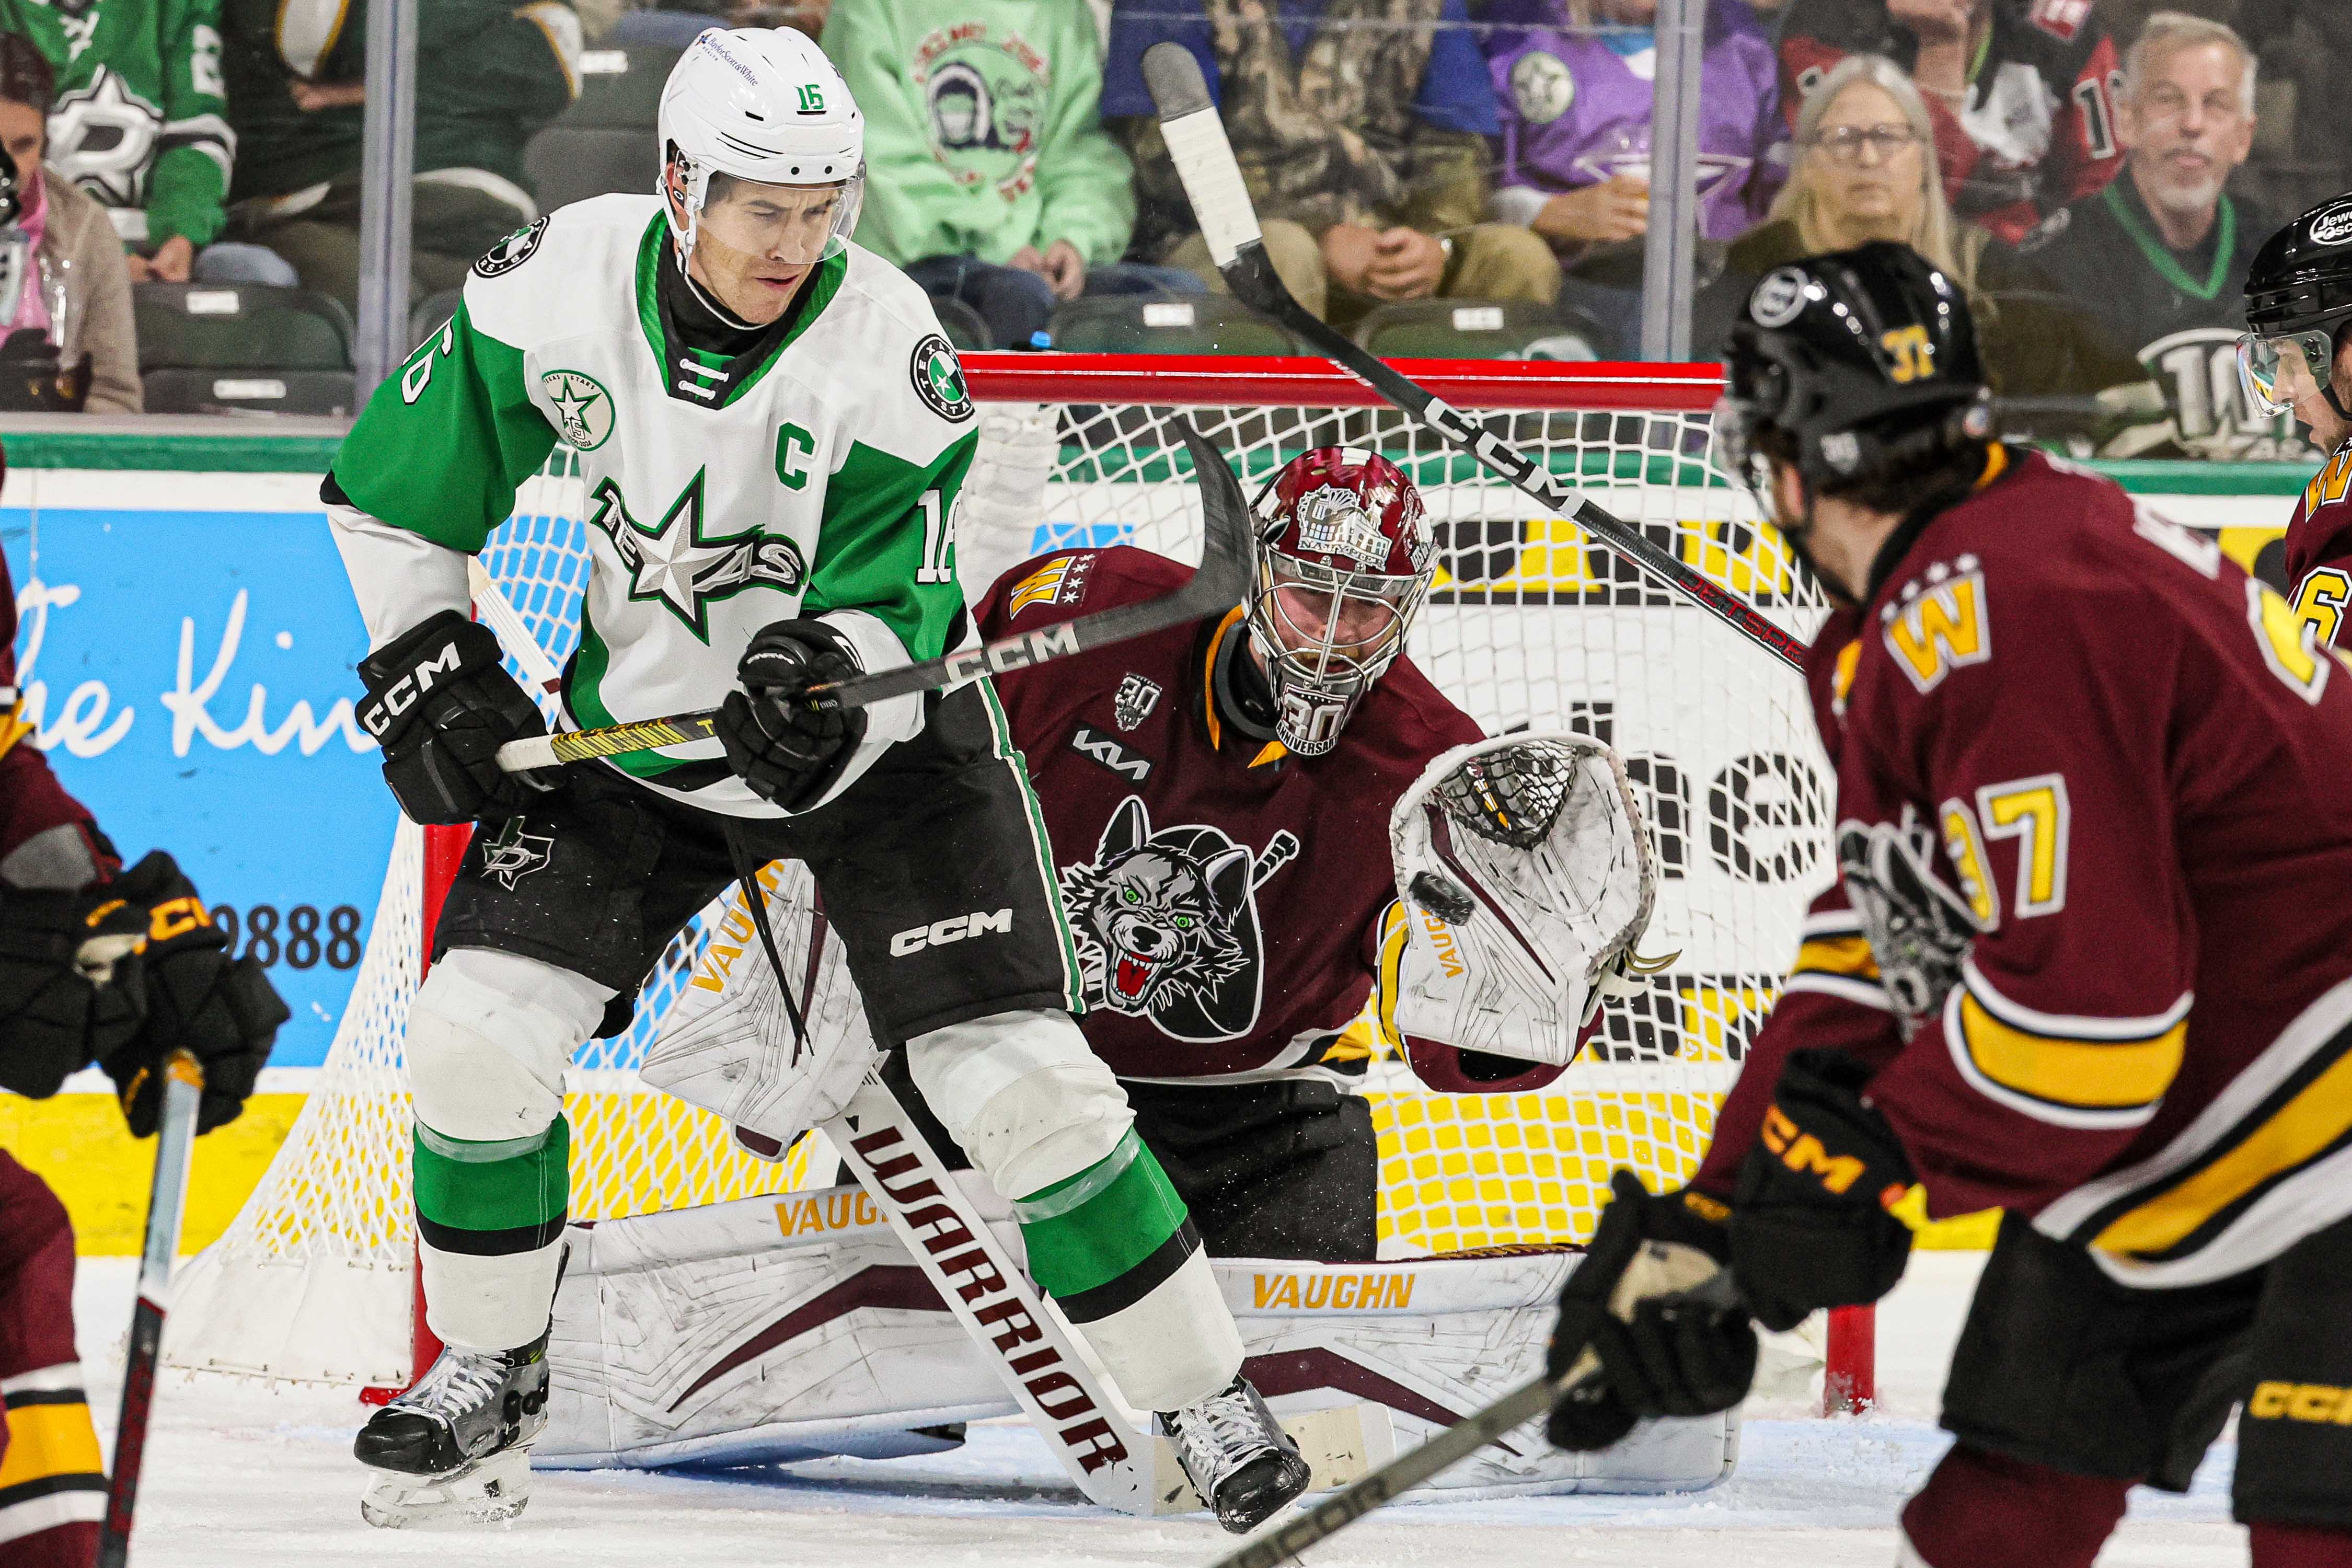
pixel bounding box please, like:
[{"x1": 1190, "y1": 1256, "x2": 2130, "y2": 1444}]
[
  {"x1": 681, "y1": 175, "x2": 849, "y2": 326},
  {"x1": 1807, "y1": 83, "x2": 1924, "y2": 244},
  {"x1": 2241, "y1": 326, "x2": 2352, "y2": 452},
  {"x1": 2118, "y1": 41, "x2": 2254, "y2": 215}
]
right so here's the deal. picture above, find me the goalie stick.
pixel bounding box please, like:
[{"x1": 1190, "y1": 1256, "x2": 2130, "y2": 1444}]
[
  {"x1": 492, "y1": 412, "x2": 1252, "y2": 774},
  {"x1": 96, "y1": 1050, "x2": 203, "y2": 1568},
  {"x1": 1138, "y1": 42, "x2": 1805, "y2": 674}
]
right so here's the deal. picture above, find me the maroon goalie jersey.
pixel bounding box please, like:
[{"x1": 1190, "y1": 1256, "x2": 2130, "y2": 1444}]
[
  {"x1": 2282, "y1": 434, "x2": 2352, "y2": 654},
  {"x1": 975, "y1": 546, "x2": 1563, "y2": 1094},
  {"x1": 1697, "y1": 447, "x2": 2352, "y2": 1289}
]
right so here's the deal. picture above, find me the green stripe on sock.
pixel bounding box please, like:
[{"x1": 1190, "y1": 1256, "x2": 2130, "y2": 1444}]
[
  {"x1": 413, "y1": 1114, "x2": 570, "y2": 1235},
  {"x1": 1017, "y1": 1130, "x2": 1190, "y2": 1301}
]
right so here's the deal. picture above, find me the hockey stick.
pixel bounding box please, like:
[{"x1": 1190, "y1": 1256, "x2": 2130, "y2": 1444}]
[
  {"x1": 493, "y1": 412, "x2": 1252, "y2": 774},
  {"x1": 1139, "y1": 42, "x2": 1805, "y2": 674},
  {"x1": 1204, "y1": 1265, "x2": 1741, "y2": 1568},
  {"x1": 96, "y1": 1049, "x2": 204, "y2": 1568}
]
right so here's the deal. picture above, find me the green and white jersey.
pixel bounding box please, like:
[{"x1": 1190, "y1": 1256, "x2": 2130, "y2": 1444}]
[{"x1": 330, "y1": 193, "x2": 979, "y2": 819}]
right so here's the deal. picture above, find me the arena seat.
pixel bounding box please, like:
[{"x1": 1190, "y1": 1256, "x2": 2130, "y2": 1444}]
[
  {"x1": 523, "y1": 44, "x2": 679, "y2": 211},
  {"x1": 1044, "y1": 294, "x2": 1302, "y2": 357},
  {"x1": 134, "y1": 283, "x2": 357, "y2": 414},
  {"x1": 1352, "y1": 299, "x2": 1607, "y2": 362}
]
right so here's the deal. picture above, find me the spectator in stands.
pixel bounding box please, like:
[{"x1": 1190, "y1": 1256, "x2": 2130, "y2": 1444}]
[
  {"x1": 2034, "y1": 13, "x2": 2291, "y2": 460},
  {"x1": 1696, "y1": 53, "x2": 2140, "y2": 401},
  {"x1": 0, "y1": 0, "x2": 296, "y2": 286},
  {"x1": 218, "y1": 0, "x2": 582, "y2": 312},
  {"x1": 1482, "y1": 0, "x2": 1786, "y2": 355},
  {"x1": 1774, "y1": 0, "x2": 2122, "y2": 247},
  {"x1": 822, "y1": 0, "x2": 1200, "y2": 349},
  {"x1": 1102, "y1": 0, "x2": 1560, "y2": 327},
  {"x1": 0, "y1": 36, "x2": 141, "y2": 412}
]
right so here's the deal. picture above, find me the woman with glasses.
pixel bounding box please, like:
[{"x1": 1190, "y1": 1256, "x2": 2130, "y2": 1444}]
[{"x1": 1694, "y1": 52, "x2": 2140, "y2": 404}]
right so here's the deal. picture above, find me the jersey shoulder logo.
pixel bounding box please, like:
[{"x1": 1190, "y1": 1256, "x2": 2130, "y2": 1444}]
[
  {"x1": 1838, "y1": 805, "x2": 1980, "y2": 1032},
  {"x1": 475, "y1": 216, "x2": 550, "y2": 279},
  {"x1": 1880, "y1": 555, "x2": 1991, "y2": 695},
  {"x1": 1508, "y1": 50, "x2": 1573, "y2": 124},
  {"x1": 541, "y1": 370, "x2": 614, "y2": 451},
  {"x1": 910, "y1": 332, "x2": 974, "y2": 422},
  {"x1": 1058, "y1": 795, "x2": 1299, "y2": 1043},
  {"x1": 2026, "y1": 0, "x2": 2090, "y2": 41},
  {"x1": 1114, "y1": 673, "x2": 1162, "y2": 732},
  {"x1": 1006, "y1": 552, "x2": 1094, "y2": 617}
]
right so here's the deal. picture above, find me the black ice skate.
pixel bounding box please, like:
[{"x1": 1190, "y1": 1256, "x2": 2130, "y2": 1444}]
[
  {"x1": 353, "y1": 1332, "x2": 550, "y2": 1528},
  {"x1": 1159, "y1": 1373, "x2": 1312, "y2": 1534}
]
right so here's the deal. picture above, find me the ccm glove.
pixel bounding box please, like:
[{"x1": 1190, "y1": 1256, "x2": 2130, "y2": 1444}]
[
  {"x1": 99, "y1": 852, "x2": 288, "y2": 1136},
  {"x1": 1546, "y1": 1169, "x2": 1757, "y2": 1451},
  {"x1": 1730, "y1": 1048, "x2": 1916, "y2": 1332},
  {"x1": 717, "y1": 618, "x2": 869, "y2": 811},
  {"x1": 358, "y1": 610, "x2": 550, "y2": 825},
  {"x1": 0, "y1": 881, "x2": 148, "y2": 1099}
]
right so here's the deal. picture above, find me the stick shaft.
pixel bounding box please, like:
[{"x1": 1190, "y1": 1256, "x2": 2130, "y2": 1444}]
[
  {"x1": 1210, "y1": 1373, "x2": 1563, "y2": 1568},
  {"x1": 1233, "y1": 252, "x2": 1805, "y2": 671},
  {"x1": 97, "y1": 1052, "x2": 203, "y2": 1568}
]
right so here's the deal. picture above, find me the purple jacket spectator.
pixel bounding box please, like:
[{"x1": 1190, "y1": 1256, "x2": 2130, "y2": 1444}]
[{"x1": 1482, "y1": 0, "x2": 1786, "y2": 242}]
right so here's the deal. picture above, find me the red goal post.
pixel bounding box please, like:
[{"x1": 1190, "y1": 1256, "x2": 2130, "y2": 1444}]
[{"x1": 179, "y1": 353, "x2": 1875, "y2": 1417}]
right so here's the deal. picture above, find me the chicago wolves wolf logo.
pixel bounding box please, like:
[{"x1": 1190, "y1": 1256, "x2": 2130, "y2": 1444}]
[{"x1": 1058, "y1": 796, "x2": 1298, "y2": 1043}]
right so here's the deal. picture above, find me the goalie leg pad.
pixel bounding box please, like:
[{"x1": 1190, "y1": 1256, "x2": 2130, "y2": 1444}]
[
  {"x1": 1066, "y1": 1244, "x2": 1239, "y2": 1413},
  {"x1": 409, "y1": 948, "x2": 610, "y2": 1351}
]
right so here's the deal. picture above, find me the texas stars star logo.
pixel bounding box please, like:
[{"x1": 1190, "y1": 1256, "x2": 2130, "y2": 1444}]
[
  {"x1": 541, "y1": 370, "x2": 614, "y2": 451},
  {"x1": 584, "y1": 468, "x2": 808, "y2": 639}
]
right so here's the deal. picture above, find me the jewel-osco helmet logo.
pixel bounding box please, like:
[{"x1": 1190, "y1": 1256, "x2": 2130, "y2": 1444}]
[
  {"x1": 2312, "y1": 204, "x2": 2352, "y2": 247},
  {"x1": 910, "y1": 333, "x2": 974, "y2": 422}
]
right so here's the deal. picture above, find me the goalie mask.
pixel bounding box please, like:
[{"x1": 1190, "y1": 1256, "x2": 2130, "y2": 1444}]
[
  {"x1": 659, "y1": 29, "x2": 866, "y2": 277},
  {"x1": 1247, "y1": 448, "x2": 1436, "y2": 757}
]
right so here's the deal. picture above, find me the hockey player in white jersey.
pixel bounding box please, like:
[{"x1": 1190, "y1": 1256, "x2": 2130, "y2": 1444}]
[{"x1": 325, "y1": 28, "x2": 1307, "y2": 1532}]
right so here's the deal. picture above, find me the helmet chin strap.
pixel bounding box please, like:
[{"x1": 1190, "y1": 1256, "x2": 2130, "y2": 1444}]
[
  {"x1": 2326, "y1": 382, "x2": 2352, "y2": 426},
  {"x1": 662, "y1": 153, "x2": 763, "y2": 333}
]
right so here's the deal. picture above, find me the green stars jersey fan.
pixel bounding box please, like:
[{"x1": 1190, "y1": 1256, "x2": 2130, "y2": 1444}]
[
  {"x1": 329, "y1": 193, "x2": 978, "y2": 818},
  {"x1": 0, "y1": 0, "x2": 234, "y2": 246}
]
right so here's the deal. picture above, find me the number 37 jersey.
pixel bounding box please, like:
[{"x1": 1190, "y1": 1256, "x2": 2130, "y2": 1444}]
[{"x1": 1723, "y1": 446, "x2": 2352, "y2": 1289}]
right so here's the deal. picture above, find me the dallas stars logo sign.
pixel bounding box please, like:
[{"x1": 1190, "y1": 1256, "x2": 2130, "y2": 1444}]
[{"x1": 586, "y1": 468, "x2": 809, "y2": 639}]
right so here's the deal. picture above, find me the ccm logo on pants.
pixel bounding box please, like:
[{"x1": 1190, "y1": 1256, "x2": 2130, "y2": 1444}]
[{"x1": 891, "y1": 908, "x2": 1014, "y2": 956}]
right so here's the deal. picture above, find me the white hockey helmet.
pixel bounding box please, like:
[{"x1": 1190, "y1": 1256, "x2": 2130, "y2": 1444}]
[{"x1": 658, "y1": 28, "x2": 865, "y2": 264}]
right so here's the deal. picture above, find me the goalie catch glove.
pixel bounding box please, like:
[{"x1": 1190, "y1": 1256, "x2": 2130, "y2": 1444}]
[
  {"x1": 1731, "y1": 1048, "x2": 1916, "y2": 1332},
  {"x1": 716, "y1": 619, "x2": 869, "y2": 811},
  {"x1": 1389, "y1": 733, "x2": 1663, "y2": 1066},
  {"x1": 1546, "y1": 1169, "x2": 1757, "y2": 1451},
  {"x1": 99, "y1": 852, "x2": 288, "y2": 1136},
  {"x1": 358, "y1": 610, "x2": 551, "y2": 826}
]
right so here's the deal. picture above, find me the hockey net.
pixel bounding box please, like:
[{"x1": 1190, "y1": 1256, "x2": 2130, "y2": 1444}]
[{"x1": 165, "y1": 355, "x2": 1838, "y2": 1396}]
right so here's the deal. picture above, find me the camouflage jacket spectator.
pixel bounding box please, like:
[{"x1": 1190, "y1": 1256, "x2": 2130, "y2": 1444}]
[
  {"x1": 1776, "y1": 0, "x2": 2121, "y2": 247},
  {"x1": 1102, "y1": 0, "x2": 1500, "y2": 259}
]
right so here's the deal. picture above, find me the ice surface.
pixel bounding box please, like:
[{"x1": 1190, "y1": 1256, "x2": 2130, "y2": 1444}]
[{"x1": 79, "y1": 1252, "x2": 2243, "y2": 1566}]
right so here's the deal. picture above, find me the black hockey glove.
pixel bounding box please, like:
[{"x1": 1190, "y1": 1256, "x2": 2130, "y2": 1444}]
[
  {"x1": 716, "y1": 618, "x2": 869, "y2": 812},
  {"x1": 98, "y1": 852, "x2": 287, "y2": 1136},
  {"x1": 358, "y1": 610, "x2": 551, "y2": 826},
  {"x1": 1730, "y1": 1048, "x2": 1916, "y2": 1333},
  {"x1": 0, "y1": 880, "x2": 148, "y2": 1100},
  {"x1": 1546, "y1": 1169, "x2": 1757, "y2": 1451}
]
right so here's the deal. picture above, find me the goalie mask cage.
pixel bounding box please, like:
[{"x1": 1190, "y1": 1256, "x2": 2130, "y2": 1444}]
[{"x1": 164, "y1": 354, "x2": 1872, "y2": 1410}]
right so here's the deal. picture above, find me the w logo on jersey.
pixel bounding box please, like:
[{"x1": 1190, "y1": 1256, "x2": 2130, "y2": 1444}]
[{"x1": 1059, "y1": 797, "x2": 1297, "y2": 1043}]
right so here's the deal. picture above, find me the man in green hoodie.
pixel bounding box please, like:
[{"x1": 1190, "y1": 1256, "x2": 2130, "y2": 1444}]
[{"x1": 821, "y1": 0, "x2": 1201, "y2": 348}]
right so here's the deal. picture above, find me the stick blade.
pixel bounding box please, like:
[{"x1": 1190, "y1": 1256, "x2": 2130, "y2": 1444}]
[
  {"x1": 1142, "y1": 41, "x2": 1213, "y2": 118},
  {"x1": 1167, "y1": 415, "x2": 1252, "y2": 608}
]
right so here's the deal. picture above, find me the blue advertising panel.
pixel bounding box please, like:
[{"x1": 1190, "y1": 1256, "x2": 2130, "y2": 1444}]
[{"x1": 6, "y1": 503, "x2": 395, "y2": 1067}]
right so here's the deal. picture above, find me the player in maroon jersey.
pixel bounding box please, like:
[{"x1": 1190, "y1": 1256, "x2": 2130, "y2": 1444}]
[
  {"x1": 1538, "y1": 243, "x2": 2352, "y2": 1567},
  {"x1": 953, "y1": 447, "x2": 1596, "y2": 1262},
  {"x1": 2242, "y1": 192, "x2": 2352, "y2": 654},
  {"x1": 0, "y1": 441, "x2": 286, "y2": 1565},
  {"x1": 1775, "y1": 0, "x2": 2121, "y2": 246}
]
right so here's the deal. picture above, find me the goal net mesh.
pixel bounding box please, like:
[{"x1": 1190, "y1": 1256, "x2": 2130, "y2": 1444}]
[{"x1": 166, "y1": 367, "x2": 1831, "y2": 1389}]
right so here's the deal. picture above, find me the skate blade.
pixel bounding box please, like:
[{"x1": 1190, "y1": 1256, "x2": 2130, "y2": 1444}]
[{"x1": 360, "y1": 1446, "x2": 533, "y2": 1529}]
